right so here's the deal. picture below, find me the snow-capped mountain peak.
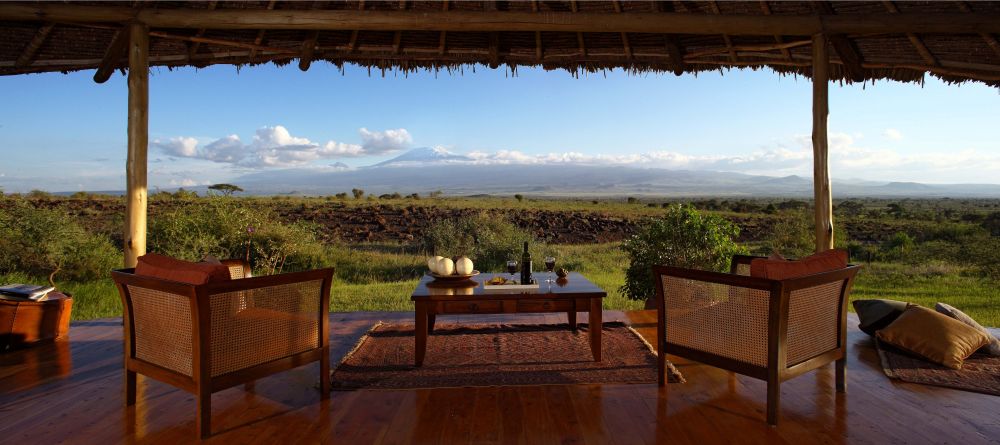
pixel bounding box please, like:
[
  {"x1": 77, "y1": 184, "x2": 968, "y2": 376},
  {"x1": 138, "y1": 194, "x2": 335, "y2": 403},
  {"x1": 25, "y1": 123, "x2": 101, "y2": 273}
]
[{"x1": 371, "y1": 147, "x2": 472, "y2": 167}]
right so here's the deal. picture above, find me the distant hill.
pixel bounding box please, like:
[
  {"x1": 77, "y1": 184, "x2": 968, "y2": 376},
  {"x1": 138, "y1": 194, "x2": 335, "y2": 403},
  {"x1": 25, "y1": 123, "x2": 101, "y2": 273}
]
[
  {"x1": 225, "y1": 148, "x2": 1000, "y2": 198},
  {"x1": 50, "y1": 148, "x2": 1000, "y2": 198}
]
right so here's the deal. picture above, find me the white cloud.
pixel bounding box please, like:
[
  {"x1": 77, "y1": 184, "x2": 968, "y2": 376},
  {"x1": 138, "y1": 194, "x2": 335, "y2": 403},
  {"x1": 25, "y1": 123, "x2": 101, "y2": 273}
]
[
  {"x1": 169, "y1": 178, "x2": 208, "y2": 187},
  {"x1": 390, "y1": 133, "x2": 1000, "y2": 183},
  {"x1": 882, "y1": 128, "x2": 904, "y2": 140},
  {"x1": 152, "y1": 126, "x2": 406, "y2": 168},
  {"x1": 151, "y1": 136, "x2": 199, "y2": 157},
  {"x1": 201, "y1": 135, "x2": 246, "y2": 163},
  {"x1": 359, "y1": 128, "x2": 412, "y2": 154}
]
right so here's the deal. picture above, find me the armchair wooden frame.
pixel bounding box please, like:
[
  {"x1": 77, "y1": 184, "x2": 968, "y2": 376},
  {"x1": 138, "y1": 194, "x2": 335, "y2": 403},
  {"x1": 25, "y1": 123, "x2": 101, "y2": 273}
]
[
  {"x1": 653, "y1": 255, "x2": 860, "y2": 425},
  {"x1": 112, "y1": 262, "x2": 333, "y2": 438}
]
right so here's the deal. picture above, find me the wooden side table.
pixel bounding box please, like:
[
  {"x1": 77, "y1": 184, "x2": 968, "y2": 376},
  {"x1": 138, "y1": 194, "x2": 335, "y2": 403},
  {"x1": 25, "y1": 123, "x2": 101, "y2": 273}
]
[{"x1": 0, "y1": 291, "x2": 72, "y2": 350}]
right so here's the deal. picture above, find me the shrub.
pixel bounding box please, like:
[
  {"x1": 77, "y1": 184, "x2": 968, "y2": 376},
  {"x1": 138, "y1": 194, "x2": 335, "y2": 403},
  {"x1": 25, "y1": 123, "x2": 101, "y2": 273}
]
[
  {"x1": 626, "y1": 197, "x2": 639, "y2": 204},
  {"x1": 880, "y1": 231, "x2": 915, "y2": 261},
  {"x1": 0, "y1": 199, "x2": 120, "y2": 285},
  {"x1": 147, "y1": 197, "x2": 328, "y2": 275},
  {"x1": 422, "y1": 212, "x2": 538, "y2": 272},
  {"x1": 514, "y1": 194, "x2": 524, "y2": 202},
  {"x1": 620, "y1": 205, "x2": 747, "y2": 303},
  {"x1": 764, "y1": 211, "x2": 814, "y2": 258},
  {"x1": 208, "y1": 183, "x2": 243, "y2": 196},
  {"x1": 352, "y1": 188, "x2": 365, "y2": 199}
]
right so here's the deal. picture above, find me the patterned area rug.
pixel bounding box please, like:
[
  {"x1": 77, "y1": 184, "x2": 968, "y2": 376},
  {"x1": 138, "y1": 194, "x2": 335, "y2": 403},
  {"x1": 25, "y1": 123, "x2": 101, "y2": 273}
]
[
  {"x1": 330, "y1": 322, "x2": 683, "y2": 390},
  {"x1": 876, "y1": 339, "x2": 1000, "y2": 396}
]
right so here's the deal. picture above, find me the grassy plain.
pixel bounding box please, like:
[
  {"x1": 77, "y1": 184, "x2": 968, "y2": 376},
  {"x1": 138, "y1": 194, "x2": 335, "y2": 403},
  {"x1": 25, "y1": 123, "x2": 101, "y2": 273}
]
[
  {"x1": 4, "y1": 242, "x2": 997, "y2": 324},
  {"x1": 2, "y1": 195, "x2": 998, "y2": 325}
]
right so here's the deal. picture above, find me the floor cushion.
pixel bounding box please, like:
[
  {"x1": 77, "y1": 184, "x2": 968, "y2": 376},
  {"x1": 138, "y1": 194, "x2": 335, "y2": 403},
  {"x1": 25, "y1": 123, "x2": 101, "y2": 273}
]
[
  {"x1": 876, "y1": 305, "x2": 992, "y2": 369},
  {"x1": 935, "y1": 302, "x2": 1000, "y2": 356},
  {"x1": 853, "y1": 299, "x2": 911, "y2": 337}
]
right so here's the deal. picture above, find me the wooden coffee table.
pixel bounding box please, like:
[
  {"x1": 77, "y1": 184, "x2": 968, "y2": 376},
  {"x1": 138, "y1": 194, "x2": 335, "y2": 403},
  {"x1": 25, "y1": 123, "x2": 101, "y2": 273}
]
[{"x1": 410, "y1": 272, "x2": 606, "y2": 366}]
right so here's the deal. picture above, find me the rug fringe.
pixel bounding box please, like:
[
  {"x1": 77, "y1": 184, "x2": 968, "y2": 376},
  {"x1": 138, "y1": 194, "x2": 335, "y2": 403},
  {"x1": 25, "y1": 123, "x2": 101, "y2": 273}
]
[
  {"x1": 874, "y1": 338, "x2": 900, "y2": 379},
  {"x1": 625, "y1": 325, "x2": 686, "y2": 384},
  {"x1": 331, "y1": 321, "x2": 384, "y2": 378}
]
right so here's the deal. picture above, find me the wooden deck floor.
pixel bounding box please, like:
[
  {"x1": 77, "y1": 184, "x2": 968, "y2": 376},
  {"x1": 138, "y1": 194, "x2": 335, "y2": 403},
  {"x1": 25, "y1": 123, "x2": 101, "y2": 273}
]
[{"x1": 1, "y1": 310, "x2": 998, "y2": 444}]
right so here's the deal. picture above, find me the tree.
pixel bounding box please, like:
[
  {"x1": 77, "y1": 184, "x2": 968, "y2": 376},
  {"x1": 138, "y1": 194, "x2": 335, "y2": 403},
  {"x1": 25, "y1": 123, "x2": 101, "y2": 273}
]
[
  {"x1": 620, "y1": 205, "x2": 747, "y2": 307},
  {"x1": 514, "y1": 194, "x2": 524, "y2": 202},
  {"x1": 352, "y1": 188, "x2": 365, "y2": 199},
  {"x1": 208, "y1": 183, "x2": 243, "y2": 197}
]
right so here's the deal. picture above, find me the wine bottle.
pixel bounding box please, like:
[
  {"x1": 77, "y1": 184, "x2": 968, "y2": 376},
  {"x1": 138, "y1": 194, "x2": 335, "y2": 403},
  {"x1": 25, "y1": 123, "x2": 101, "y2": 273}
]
[{"x1": 520, "y1": 241, "x2": 532, "y2": 284}]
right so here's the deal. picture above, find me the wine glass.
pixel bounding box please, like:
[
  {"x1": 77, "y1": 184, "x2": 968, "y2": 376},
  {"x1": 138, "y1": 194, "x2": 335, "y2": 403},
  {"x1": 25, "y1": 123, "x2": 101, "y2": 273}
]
[
  {"x1": 544, "y1": 256, "x2": 556, "y2": 285},
  {"x1": 506, "y1": 260, "x2": 518, "y2": 282}
]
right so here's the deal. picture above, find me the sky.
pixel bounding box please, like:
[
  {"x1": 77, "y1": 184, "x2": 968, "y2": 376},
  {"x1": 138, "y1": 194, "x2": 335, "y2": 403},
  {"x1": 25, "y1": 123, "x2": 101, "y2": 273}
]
[{"x1": 0, "y1": 62, "x2": 998, "y2": 192}]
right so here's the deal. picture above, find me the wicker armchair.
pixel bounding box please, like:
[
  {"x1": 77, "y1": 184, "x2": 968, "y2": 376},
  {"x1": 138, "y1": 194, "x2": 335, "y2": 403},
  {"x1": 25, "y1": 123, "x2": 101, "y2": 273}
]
[
  {"x1": 653, "y1": 254, "x2": 861, "y2": 425},
  {"x1": 111, "y1": 260, "x2": 333, "y2": 438}
]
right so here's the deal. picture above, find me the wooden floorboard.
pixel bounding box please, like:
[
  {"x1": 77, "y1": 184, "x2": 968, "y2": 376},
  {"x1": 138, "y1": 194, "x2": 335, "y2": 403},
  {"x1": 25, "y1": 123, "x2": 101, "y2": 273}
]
[{"x1": 1, "y1": 311, "x2": 999, "y2": 444}]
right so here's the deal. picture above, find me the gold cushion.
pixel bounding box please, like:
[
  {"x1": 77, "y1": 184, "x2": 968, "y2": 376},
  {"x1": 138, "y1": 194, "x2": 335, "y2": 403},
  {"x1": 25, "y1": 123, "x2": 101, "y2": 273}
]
[{"x1": 876, "y1": 305, "x2": 992, "y2": 369}]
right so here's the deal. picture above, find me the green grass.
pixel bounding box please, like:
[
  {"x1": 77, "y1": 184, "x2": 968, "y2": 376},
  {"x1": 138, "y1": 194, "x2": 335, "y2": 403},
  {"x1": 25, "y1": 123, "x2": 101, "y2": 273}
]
[
  {"x1": 4, "y1": 244, "x2": 997, "y2": 326},
  {"x1": 850, "y1": 262, "x2": 1000, "y2": 324}
]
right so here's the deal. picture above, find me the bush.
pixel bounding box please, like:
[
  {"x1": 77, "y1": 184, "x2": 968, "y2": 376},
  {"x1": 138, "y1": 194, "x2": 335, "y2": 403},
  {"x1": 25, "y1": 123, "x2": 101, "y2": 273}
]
[
  {"x1": 880, "y1": 231, "x2": 915, "y2": 261},
  {"x1": 764, "y1": 211, "x2": 815, "y2": 258},
  {"x1": 620, "y1": 205, "x2": 747, "y2": 303},
  {"x1": 422, "y1": 213, "x2": 538, "y2": 272},
  {"x1": 147, "y1": 197, "x2": 328, "y2": 275},
  {"x1": 0, "y1": 199, "x2": 120, "y2": 285}
]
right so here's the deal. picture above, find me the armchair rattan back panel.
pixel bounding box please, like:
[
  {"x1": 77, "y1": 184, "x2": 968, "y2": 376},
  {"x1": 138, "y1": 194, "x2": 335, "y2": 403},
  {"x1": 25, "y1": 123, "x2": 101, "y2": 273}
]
[
  {"x1": 112, "y1": 263, "x2": 333, "y2": 439},
  {"x1": 654, "y1": 254, "x2": 860, "y2": 425}
]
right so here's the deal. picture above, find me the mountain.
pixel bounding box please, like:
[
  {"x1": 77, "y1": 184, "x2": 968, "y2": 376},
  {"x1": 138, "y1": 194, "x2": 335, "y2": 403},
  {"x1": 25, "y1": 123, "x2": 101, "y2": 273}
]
[
  {"x1": 371, "y1": 147, "x2": 472, "y2": 167},
  {"x1": 228, "y1": 151, "x2": 1000, "y2": 197}
]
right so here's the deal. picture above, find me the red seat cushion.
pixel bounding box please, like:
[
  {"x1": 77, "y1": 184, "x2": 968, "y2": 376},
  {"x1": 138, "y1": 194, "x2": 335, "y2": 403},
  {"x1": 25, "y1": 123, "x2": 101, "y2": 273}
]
[
  {"x1": 749, "y1": 249, "x2": 848, "y2": 280},
  {"x1": 135, "y1": 253, "x2": 232, "y2": 285}
]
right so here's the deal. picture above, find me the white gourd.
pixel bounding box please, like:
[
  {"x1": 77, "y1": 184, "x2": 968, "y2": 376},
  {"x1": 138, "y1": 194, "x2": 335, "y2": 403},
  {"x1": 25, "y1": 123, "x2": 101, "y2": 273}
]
[
  {"x1": 456, "y1": 257, "x2": 474, "y2": 275},
  {"x1": 429, "y1": 256, "x2": 444, "y2": 274},
  {"x1": 437, "y1": 257, "x2": 455, "y2": 275}
]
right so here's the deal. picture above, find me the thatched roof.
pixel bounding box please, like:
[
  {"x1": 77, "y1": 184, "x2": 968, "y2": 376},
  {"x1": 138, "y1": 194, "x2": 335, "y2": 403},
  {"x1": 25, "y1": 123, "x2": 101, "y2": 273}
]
[{"x1": 1, "y1": 1, "x2": 1000, "y2": 86}]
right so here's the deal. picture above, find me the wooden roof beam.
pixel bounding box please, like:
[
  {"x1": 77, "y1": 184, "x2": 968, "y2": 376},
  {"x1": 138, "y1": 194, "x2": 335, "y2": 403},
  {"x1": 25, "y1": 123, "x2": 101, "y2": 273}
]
[
  {"x1": 187, "y1": 1, "x2": 217, "y2": 63},
  {"x1": 14, "y1": 22, "x2": 53, "y2": 68},
  {"x1": 882, "y1": 1, "x2": 939, "y2": 67},
  {"x1": 815, "y1": 2, "x2": 866, "y2": 82},
  {"x1": 392, "y1": 1, "x2": 406, "y2": 56},
  {"x1": 248, "y1": 0, "x2": 277, "y2": 62},
  {"x1": 93, "y1": 26, "x2": 129, "y2": 83},
  {"x1": 570, "y1": 1, "x2": 586, "y2": 58},
  {"x1": 298, "y1": 1, "x2": 329, "y2": 71},
  {"x1": 4, "y1": 4, "x2": 1000, "y2": 35},
  {"x1": 655, "y1": 2, "x2": 687, "y2": 77},
  {"x1": 486, "y1": 0, "x2": 499, "y2": 67},
  {"x1": 708, "y1": 1, "x2": 737, "y2": 63},
  {"x1": 956, "y1": 1, "x2": 1000, "y2": 59},
  {"x1": 531, "y1": 1, "x2": 541, "y2": 62},
  {"x1": 759, "y1": 2, "x2": 791, "y2": 61},
  {"x1": 612, "y1": 1, "x2": 632, "y2": 61},
  {"x1": 347, "y1": 1, "x2": 365, "y2": 54},
  {"x1": 438, "y1": 1, "x2": 448, "y2": 56}
]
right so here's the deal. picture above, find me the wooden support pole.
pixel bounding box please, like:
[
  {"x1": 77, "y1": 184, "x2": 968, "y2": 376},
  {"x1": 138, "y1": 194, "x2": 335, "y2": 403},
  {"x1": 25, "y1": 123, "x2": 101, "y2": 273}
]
[
  {"x1": 812, "y1": 33, "x2": 834, "y2": 253},
  {"x1": 125, "y1": 23, "x2": 148, "y2": 268}
]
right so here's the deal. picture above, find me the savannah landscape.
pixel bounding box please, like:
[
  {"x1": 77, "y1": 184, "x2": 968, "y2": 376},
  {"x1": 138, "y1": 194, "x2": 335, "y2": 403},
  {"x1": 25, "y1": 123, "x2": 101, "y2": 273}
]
[{"x1": 2, "y1": 190, "x2": 997, "y2": 325}]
